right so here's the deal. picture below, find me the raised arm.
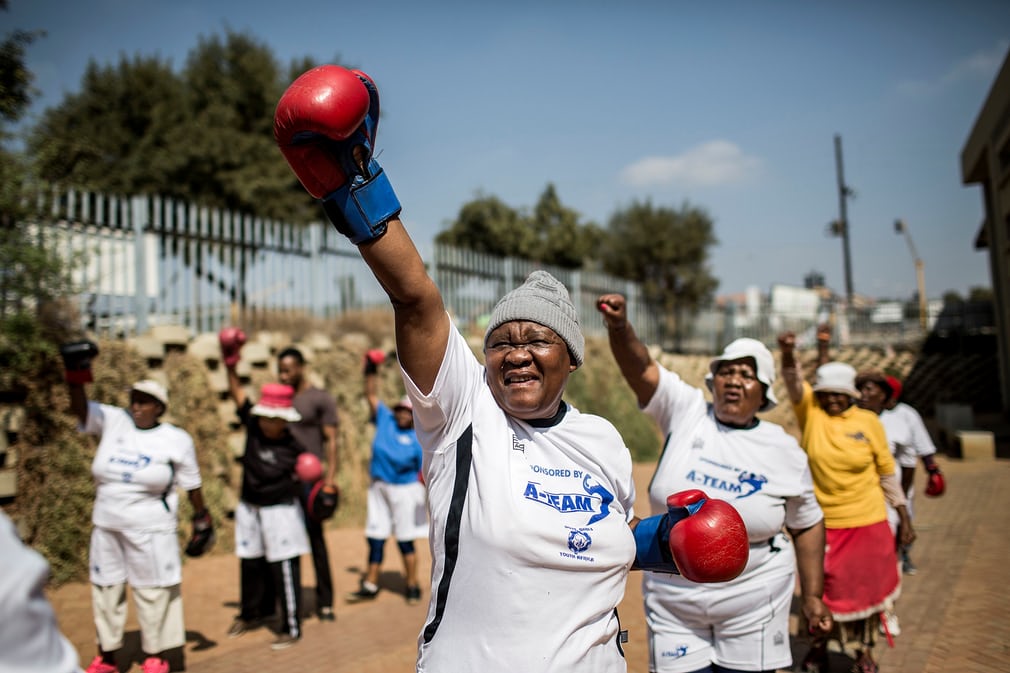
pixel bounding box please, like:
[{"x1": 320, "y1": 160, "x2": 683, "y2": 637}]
[
  {"x1": 363, "y1": 349, "x2": 384, "y2": 418},
  {"x1": 274, "y1": 65, "x2": 448, "y2": 394},
  {"x1": 218, "y1": 327, "x2": 248, "y2": 408},
  {"x1": 776, "y1": 331, "x2": 804, "y2": 405},
  {"x1": 596, "y1": 293, "x2": 659, "y2": 407},
  {"x1": 815, "y1": 323, "x2": 832, "y2": 367},
  {"x1": 60, "y1": 340, "x2": 99, "y2": 425}
]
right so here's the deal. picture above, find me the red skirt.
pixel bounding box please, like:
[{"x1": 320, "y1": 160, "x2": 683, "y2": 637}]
[{"x1": 823, "y1": 520, "x2": 901, "y2": 621}]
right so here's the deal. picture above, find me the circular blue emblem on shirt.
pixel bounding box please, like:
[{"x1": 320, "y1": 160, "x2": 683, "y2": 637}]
[{"x1": 567, "y1": 529, "x2": 592, "y2": 554}]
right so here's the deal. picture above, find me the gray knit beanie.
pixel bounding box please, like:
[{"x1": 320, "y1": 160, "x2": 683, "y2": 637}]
[{"x1": 484, "y1": 270, "x2": 585, "y2": 367}]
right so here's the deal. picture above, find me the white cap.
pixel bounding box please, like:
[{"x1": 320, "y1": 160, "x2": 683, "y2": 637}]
[
  {"x1": 131, "y1": 380, "x2": 168, "y2": 407},
  {"x1": 705, "y1": 338, "x2": 777, "y2": 411},
  {"x1": 813, "y1": 362, "x2": 861, "y2": 398}
]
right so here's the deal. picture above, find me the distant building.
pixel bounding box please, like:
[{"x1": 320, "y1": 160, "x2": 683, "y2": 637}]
[{"x1": 961, "y1": 48, "x2": 1010, "y2": 414}]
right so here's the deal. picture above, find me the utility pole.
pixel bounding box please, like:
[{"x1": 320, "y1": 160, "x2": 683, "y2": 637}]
[
  {"x1": 834, "y1": 134, "x2": 855, "y2": 305},
  {"x1": 895, "y1": 218, "x2": 928, "y2": 332}
]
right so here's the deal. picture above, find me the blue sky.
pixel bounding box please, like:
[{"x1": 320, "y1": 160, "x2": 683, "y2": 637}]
[{"x1": 6, "y1": 0, "x2": 1009, "y2": 300}]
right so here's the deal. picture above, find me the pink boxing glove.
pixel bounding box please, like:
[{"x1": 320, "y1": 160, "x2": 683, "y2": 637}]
[
  {"x1": 295, "y1": 452, "x2": 323, "y2": 483},
  {"x1": 218, "y1": 327, "x2": 247, "y2": 368}
]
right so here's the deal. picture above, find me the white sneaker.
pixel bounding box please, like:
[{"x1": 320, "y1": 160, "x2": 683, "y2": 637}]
[{"x1": 879, "y1": 611, "x2": 901, "y2": 637}]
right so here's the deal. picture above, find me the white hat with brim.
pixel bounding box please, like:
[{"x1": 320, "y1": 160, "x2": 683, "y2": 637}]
[
  {"x1": 704, "y1": 338, "x2": 777, "y2": 412},
  {"x1": 251, "y1": 404, "x2": 302, "y2": 422},
  {"x1": 251, "y1": 383, "x2": 302, "y2": 422},
  {"x1": 812, "y1": 362, "x2": 861, "y2": 398},
  {"x1": 131, "y1": 380, "x2": 169, "y2": 407}
]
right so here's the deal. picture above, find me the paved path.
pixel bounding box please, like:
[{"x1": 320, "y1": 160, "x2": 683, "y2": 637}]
[{"x1": 50, "y1": 455, "x2": 1010, "y2": 672}]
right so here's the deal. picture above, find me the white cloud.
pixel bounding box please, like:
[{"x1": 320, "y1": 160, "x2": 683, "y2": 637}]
[
  {"x1": 620, "y1": 140, "x2": 762, "y2": 188},
  {"x1": 896, "y1": 40, "x2": 1009, "y2": 97}
]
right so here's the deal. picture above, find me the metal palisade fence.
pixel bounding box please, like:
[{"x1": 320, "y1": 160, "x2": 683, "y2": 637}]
[
  {"x1": 22, "y1": 188, "x2": 664, "y2": 344},
  {"x1": 23, "y1": 188, "x2": 973, "y2": 352}
]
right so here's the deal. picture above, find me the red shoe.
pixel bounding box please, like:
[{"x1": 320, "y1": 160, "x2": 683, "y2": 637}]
[
  {"x1": 85, "y1": 657, "x2": 117, "y2": 673},
  {"x1": 141, "y1": 657, "x2": 169, "y2": 673}
]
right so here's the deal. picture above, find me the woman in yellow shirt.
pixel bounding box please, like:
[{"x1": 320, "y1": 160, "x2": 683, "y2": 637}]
[{"x1": 778, "y1": 332, "x2": 914, "y2": 673}]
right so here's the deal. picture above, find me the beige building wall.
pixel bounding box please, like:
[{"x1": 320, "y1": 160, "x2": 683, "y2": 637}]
[{"x1": 961, "y1": 49, "x2": 1010, "y2": 413}]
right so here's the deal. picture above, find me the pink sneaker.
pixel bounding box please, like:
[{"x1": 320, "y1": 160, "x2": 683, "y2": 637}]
[
  {"x1": 85, "y1": 657, "x2": 117, "y2": 673},
  {"x1": 141, "y1": 657, "x2": 169, "y2": 673}
]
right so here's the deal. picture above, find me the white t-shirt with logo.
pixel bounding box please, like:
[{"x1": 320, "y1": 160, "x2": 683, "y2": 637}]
[
  {"x1": 880, "y1": 402, "x2": 937, "y2": 469},
  {"x1": 404, "y1": 326, "x2": 637, "y2": 673},
  {"x1": 641, "y1": 365, "x2": 822, "y2": 596},
  {"x1": 83, "y1": 402, "x2": 202, "y2": 532}
]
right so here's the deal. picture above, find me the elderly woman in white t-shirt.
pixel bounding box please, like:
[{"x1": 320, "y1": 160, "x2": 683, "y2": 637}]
[
  {"x1": 598, "y1": 294, "x2": 832, "y2": 673},
  {"x1": 63, "y1": 355, "x2": 208, "y2": 673}
]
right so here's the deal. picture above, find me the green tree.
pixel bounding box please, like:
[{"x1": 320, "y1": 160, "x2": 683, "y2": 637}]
[
  {"x1": 29, "y1": 54, "x2": 186, "y2": 195},
  {"x1": 437, "y1": 184, "x2": 602, "y2": 268},
  {"x1": 27, "y1": 29, "x2": 323, "y2": 222},
  {"x1": 601, "y1": 200, "x2": 718, "y2": 348},
  {"x1": 436, "y1": 191, "x2": 533, "y2": 257},
  {"x1": 530, "y1": 183, "x2": 603, "y2": 269}
]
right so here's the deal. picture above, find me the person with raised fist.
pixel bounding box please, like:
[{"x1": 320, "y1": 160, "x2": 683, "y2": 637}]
[
  {"x1": 276, "y1": 346, "x2": 341, "y2": 623},
  {"x1": 345, "y1": 348, "x2": 426, "y2": 604},
  {"x1": 62, "y1": 342, "x2": 209, "y2": 673},
  {"x1": 779, "y1": 332, "x2": 913, "y2": 673},
  {"x1": 220, "y1": 332, "x2": 310, "y2": 651},
  {"x1": 597, "y1": 295, "x2": 830, "y2": 673},
  {"x1": 274, "y1": 64, "x2": 747, "y2": 672}
]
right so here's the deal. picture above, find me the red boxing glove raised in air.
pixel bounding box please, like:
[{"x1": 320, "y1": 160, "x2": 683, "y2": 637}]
[
  {"x1": 218, "y1": 327, "x2": 247, "y2": 368},
  {"x1": 634, "y1": 489, "x2": 749, "y2": 583},
  {"x1": 363, "y1": 348, "x2": 386, "y2": 375},
  {"x1": 274, "y1": 65, "x2": 400, "y2": 244}
]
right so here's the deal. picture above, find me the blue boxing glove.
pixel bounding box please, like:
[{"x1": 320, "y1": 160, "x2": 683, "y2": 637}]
[{"x1": 274, "y1": 65, "x2": 401, "y2": 245}]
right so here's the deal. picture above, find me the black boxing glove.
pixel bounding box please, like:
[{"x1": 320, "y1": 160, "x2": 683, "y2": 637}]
[{"x1": 60, "y1": 340, "x2": 99, "y2": 385}]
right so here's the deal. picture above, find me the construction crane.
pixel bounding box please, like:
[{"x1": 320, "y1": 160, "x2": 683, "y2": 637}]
[{"x1": 894, "y1": 218, "x2": 927, "y2": 332}]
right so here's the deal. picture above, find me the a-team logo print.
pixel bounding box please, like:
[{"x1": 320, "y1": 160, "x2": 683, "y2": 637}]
[
  {"x1": 846, "y1": 431, "x2": 869, "y2": 443},
  {"x1": 660, "y1": 645, "x2": 688, "y2": 659},
  {"x1": 737, "y1": 471, "x2": 768, "y2": 498},
  {"x1": 567, "y1": 529, "x2": 592, "y2": 554},
  {"x1": 523, "y1": 473, "x2": 615, "y2": 525}
]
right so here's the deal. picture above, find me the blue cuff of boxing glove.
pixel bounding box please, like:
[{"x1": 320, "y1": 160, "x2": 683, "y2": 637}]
[
  {"x1": 633, "y1": 514, "x2": 680, "y2": 574},
  {"x1": 323, "y1": 160, "x2": 402, "y2": 245}
]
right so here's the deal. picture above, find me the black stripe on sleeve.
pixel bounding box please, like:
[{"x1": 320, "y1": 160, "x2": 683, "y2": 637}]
[{"x1": 422, "y1": 423, "x2": 473, "y2": 644}]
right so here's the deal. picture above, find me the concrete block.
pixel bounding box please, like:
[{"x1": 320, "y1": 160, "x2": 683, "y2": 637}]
[
  {"x1": 955, "y1": 430, "x2": 995, "y2": 461},
  {"x1": 241, "y1": 341, "x2": 271, "y2": 367},
  {"x1": 207, "y1": 368, "x2": 229, "y2": 394},
  {"x1": 129, "y1": 335, "x2": 165, "y2": 361},
  {"x1": 188, "y1": 332, "x2": 221, "y2": 363},
  {"x1": 0, "y1": 469, "x2": 16, "y2": 498},
  {"x1": 149, "y1": 324, "x2": 191, "y2": 348},
  {"x1": 303, "y1": 332, "x2": 334, "y2": 353}
]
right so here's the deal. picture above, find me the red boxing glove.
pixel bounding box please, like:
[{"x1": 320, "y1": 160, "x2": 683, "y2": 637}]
[
  {"x1": 925, "y1": 466, "x2": 945, "y2": 497},
  {"x1": 366, "y1": 349, "x2": 386, "y2": 366},
  {"x1": 274, "y1": 65, "x2": 400, "y2": 244},
  {"x1": 218, "y1": 327, "x2": 247, "y2": 368},
  {"x1": 274, "y1": 65, "x2": 370, "y2": 200},
  {"x1": 667, "y1": 490, "x2": 749, "y2": 583},
  {"x1": 295, "y1": 452, "x2": 323, "y2": 483}
]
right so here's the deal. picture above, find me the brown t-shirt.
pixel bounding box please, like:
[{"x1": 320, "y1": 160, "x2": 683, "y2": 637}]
[{"x1": 289, "y1": 386, "x2": 339, "y2": 459}]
